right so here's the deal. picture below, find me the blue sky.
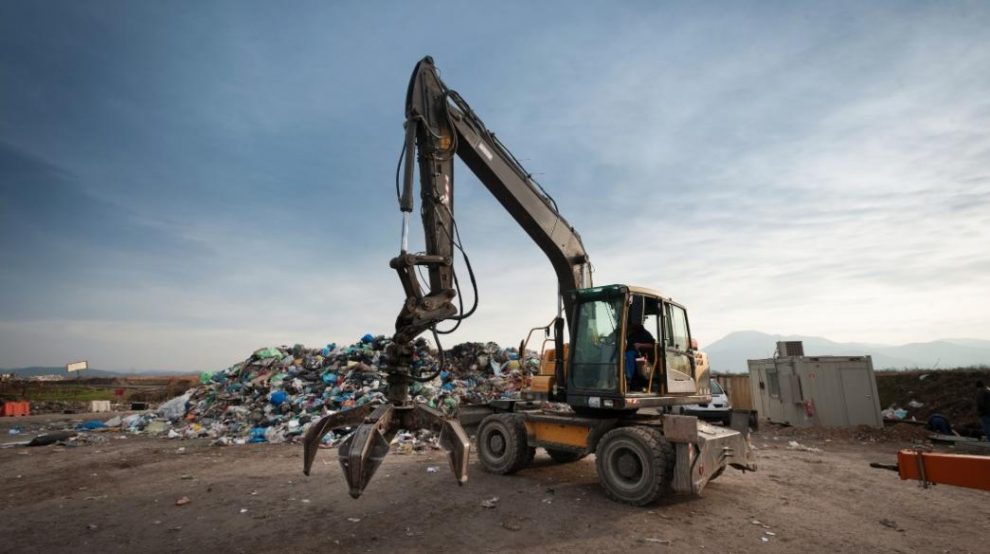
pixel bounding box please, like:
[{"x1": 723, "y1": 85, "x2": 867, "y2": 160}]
[{"x1": 2, "y1": 1, "x2": 989, "y2": 371}]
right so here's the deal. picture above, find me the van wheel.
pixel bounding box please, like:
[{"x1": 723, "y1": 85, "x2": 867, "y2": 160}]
[{"x1": 595, "y1": 426, "x2": 674, "y2": 506}]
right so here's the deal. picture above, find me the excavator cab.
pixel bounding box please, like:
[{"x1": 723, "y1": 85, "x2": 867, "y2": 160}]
[{"x1": 528, "y1": 284, "x2": 712, "y2": 410}]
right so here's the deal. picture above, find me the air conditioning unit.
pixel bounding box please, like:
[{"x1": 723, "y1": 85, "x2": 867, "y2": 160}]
[{"x1": 776, "y1": 341, "x2": 804, "y2": 358}]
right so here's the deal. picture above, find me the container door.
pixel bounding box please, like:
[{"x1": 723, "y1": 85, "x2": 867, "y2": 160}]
[{"x1": 839, "y1": 368, "x2": 880, "y2": 427}]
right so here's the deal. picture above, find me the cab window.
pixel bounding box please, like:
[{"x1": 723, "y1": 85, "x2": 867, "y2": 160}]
[
  {"x1": 570, "y1": 297, "x2": 622, "y2": 390},
  {"x1": 665, "y1": 304, "x2": 690, "y2": 351}
]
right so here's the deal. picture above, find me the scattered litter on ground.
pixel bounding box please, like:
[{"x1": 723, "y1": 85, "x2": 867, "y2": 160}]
[
  {"x1": 481, "y1": 496, "x2": 499, "y2": 508},
  {"x1": 501, "y1": 517, "x2": 523, "y2": 531},
  {"x1": 765, "y1": 423, "x2": 930, "y2": 444},
  {"x1": 27, "y1": 431, "x2": 76, "y2": 447},
  {"x1": 175, "y1": 496, "x2": 191, "y2": 506},
  {"x1": 786, "y1": 440, "x2": 822, "y2": 453}
]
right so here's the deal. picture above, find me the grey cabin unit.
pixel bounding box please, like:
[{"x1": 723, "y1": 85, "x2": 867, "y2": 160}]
[{"x1": 747, "y1": 342, "x2": 882, "y2": 428}]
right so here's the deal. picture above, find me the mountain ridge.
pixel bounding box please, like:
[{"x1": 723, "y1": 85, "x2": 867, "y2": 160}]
[
  {"x1": 704, "y1": 331, "x2": 990, "y2": 373},
  {"x1": 1, "y1": 366, "x2": 197, "y2": 378}
]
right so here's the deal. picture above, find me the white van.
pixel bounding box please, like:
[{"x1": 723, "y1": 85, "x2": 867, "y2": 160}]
[{"x1": 677, "y1": 379, "x2": 732, "y2": 425}]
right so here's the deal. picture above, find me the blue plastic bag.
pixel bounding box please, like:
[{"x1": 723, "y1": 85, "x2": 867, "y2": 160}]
[
  {"x1": 270, "y1": 390, "x2": 288, "y2": 406},
  {"x1": 77, "y1": 420, "x2": 107, "y2": 430},
  {"x1": 248, "y1": 427, "x2": 267, "y2": 443}
]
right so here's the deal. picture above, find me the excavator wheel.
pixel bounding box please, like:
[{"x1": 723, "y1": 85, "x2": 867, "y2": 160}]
[
  {"x1": 546, "y1": 448, "x2": 588, "y2": 464},
  {"x1": 595, "y1": 426, "x2": 674, "y2": 506},
  {"x1": 477, "y1": 414, "x2": 531, "y2": 475}
]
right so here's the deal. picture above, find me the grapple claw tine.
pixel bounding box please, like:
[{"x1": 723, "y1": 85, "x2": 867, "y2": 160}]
[
  {"x1": 306, "y1": 338, "x2": 474, "y2": 501},
  {"x1": 439, "y1": 419, "x2": 471, "y2": 485},
  {"x1": 302, "y1": 404, "x2": 374, "y2": 476},
  {"x1": 337, "y1": 404, "x2": 395, "y2": 498},
  {"x1": 413, "y1": 403, "x2": 471, "y2": 486}
]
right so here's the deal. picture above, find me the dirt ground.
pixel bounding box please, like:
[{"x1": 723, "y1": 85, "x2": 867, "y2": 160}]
[{"x1": 1, "y1": 413, "x2": 987, "y2": 554}]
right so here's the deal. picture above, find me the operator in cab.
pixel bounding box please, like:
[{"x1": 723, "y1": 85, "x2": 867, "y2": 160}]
[{"x1": 625, "y1": 321, "x2": 656, "y2": 389}]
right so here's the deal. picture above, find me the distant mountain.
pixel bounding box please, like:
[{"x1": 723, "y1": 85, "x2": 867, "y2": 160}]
[
  {"x1": 704, "y1": 331, "x2": 990, "y2": 373},
  {"x1": 1, "y1": 366, "x2": 196, "y2": 378}
]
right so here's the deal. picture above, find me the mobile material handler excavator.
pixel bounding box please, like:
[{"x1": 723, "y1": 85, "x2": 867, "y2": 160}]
[{"x1": 303, "y1": 56, "x2": 756, "y2": 505}]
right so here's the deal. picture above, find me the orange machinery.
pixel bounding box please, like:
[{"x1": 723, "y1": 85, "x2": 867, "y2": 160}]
[{"x1": 873, "y1": 450, "x2": 990, "y2": 491}]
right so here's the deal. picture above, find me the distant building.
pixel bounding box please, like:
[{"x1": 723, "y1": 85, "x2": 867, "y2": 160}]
[
  {"x1": 748, "y1": 341, "x2": 882, "y2": 428},
  {"x1": 29, "y1": 374, "x2": 66, "y2": 382}
]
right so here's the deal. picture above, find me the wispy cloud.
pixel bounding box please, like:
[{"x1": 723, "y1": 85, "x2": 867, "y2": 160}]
[{"x1": 1, "y1": 1, "x2": 989, "y2": 370}]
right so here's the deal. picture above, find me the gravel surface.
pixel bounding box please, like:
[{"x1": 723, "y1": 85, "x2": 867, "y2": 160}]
[{"x1": 1, "y1": 414, "x2": 987, "y2": 554}]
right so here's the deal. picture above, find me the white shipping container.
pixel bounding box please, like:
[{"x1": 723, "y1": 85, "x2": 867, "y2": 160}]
[{"x1": 748, "y1": 344, "x2": 882, "y2": 428}]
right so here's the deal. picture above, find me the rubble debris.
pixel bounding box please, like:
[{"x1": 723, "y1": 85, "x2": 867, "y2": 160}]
[
  {"x1": 876, "y1": 369, "x2": 990, "y2": 438},
  {"x1": 501, "y1": 518, "x2": 523, "y2": 531},
  {"x1": 786, "y1": 440, "x2": 822, "y2": 453},
  {"x1": 4, "y1": 335, "x2": 540, "y2": 450},
  {"x1": 76, "y1": 420, "x2": 107, "y2": 431},
  {"x1": 765, "y1": 422, "x2": 930, "y2": 444},
  {"x1": 27, "y1": 431, "x2": 77, "y2": 447},
  {"x1": 157, "y1": 335, "x2": 537, "y2": 447},
  {"x1": 175, "y1": 496, "x2": 191, "y2": 506},
  {"x1": 879, "y1": 518, "x2": 901, "y2": 530}
]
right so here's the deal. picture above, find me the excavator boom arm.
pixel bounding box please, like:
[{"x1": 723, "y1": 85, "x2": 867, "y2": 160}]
[
  {"x1": 304, "y1": 56, "x2": 591, "y2": 500},
  {"x1": 394, "y1": 56, "x2": 591, "y2": 344}
]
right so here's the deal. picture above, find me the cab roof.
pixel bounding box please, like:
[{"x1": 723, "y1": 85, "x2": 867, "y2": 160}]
[{"x1": 572, "y1": 284, "x2": 672, "y2": 303}]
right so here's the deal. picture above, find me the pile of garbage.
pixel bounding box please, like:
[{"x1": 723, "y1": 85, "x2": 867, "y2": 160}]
[
  {"x1": 155, "y1": 335, "x2": 539, "y2": 446},
  {"x1": 875, "y1": 369, "x2": 990, "y2": 438}
]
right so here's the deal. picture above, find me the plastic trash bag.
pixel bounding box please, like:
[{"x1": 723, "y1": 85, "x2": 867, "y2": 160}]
[{"x1": 158, "y1": 391, "x2": 193, "y2": 421}]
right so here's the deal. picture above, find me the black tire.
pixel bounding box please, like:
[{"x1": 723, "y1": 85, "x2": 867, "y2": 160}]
[
  {"x1": 546, "y1": 448, "x2": 588, "y2": 464},
  {"x1": 477, "y1": 414, "x2": 530, "y2": 475},
  {"x1": 595, "y1": 426, "x2": 674, "y2": 506}
]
